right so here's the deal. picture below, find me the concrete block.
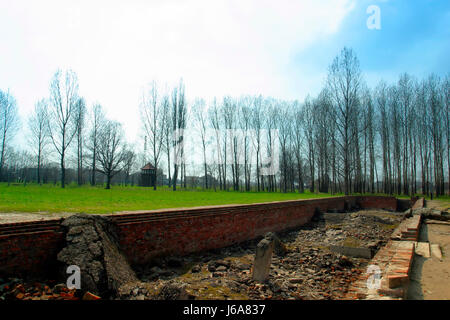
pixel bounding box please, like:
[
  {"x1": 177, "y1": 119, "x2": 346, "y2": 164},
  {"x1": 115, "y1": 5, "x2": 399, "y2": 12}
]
[
  {"x1": 388, "y1": 274, "x2": 409, "y2": 289},
  {"x1": 430, "y1": 244, "x2": 442, "y2": 260},
  {"x1": 252, "y1": 237, "x2": 274, "y2": 282},
  {"x1": 414, "y1": 242, "x2": 430, "y2": 258}
]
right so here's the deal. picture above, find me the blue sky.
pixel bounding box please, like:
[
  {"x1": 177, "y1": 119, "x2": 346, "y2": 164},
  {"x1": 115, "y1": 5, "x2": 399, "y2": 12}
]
[
  {"x1": 0, "y1": 0, "x2": 449, "y2": 149},
  {"x1": 287, "y1": 0, "x2": 450, "y2": 94}
]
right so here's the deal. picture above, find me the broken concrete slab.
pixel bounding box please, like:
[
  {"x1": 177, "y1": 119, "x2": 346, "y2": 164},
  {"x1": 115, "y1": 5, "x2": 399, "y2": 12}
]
[
  {"x1": 329, "y1": 245, "x2": 372, "y2": 259},
  {"x1": 413, "y1": 208, "x2": 450, "y2": 221},
  {"x1": 414, "y1": 242, "x2": 430, "y2": 258},
  {"x1": 430, "y1": 244, "x2": 443, "y2": 260}
]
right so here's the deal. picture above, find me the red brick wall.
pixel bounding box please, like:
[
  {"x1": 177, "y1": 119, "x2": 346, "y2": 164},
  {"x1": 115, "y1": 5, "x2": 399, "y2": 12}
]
[
  {"x1": 356, "y1": 196, "x2": 398, "y2": 211},
  {"x1": 0, "y1": 220, "x2": 64, "y2": 277},
  {"x1": 0, "y1": 196, "x2": 398, "y2": 276},
  {"x1": 110, "y1": 196, "x2": 397, "y2": 265}
]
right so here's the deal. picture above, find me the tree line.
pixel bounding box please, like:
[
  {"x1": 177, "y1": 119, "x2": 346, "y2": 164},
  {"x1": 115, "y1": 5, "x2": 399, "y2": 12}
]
[{"x1": 0, "y1": 47, "x2": 449, "y2": 196}]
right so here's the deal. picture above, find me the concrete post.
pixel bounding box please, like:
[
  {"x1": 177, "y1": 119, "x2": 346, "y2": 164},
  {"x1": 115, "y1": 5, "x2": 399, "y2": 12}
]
[{"x1": 252, "y1": 237, "x2": 275, "y2": 282}]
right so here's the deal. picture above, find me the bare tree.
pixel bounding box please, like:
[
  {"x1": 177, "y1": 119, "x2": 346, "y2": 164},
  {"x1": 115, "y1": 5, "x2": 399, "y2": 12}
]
[
  {"x1": 0, "y1": 89, "x2": 20, "y2": 181},
  {"x1": 375, "y1": 81, "x2": 392, "y2": 194},
  {"x1": 222, "y1": 96, "x2": 240, "y2": 191},
  {"x1": 398, "y1": 73, "x2": 415, "y2": 195},
  {"x1": 46, "y1": 69, "x2": 80, "y2": 188},
  {"x1": 74, "y1": 97, "x2": 86, "y2": 186},
  {"x1": 209, "y1": 98, "x2": 225, "y2": 190},
  {"x1": 86, "y1": 104, "x2": 105, "y2": 186},
  {"x1": 427, "y1": 74, "x2": 445, "y2": 196},
  {"x1": 276, "y1": 101, "x2": 291, "y2": 193},
  {"x1": 238, "y1": 96, "x2": 253, "y2": 191},
  {"x1": 361, "y1": 88, "x2": 376, "y2": 193},
  {"x1": 162, "y1": 92, "x2": 172, "y2": 187},
  {"x1": 192, "y1": 98, "x2": 209, "y2": 189},
  {"x1": 27, "y1": 99, "x2": 49, "y2": 184},
  {"x1": 250, "y1": 96, "x2": 264, "y2": 191},
  {"x1": 122, "y1": 148, "x2": 136, "y2": 186},
  {"x1": 292, "y1": 101, "x2": 305, "y2": 193},
  {"x1": 302, "y1": 96, "x2": 316, "y2": 193},
  {"x1": 326, "y1": 47, "x2": 363, "y2": 195},
  {"x1": 141, "y1": 81, "x2": 165, "y2": 190},
  {"x1": 171, "y1": 79, "x2": 187, "y2": 191},
  {"x1": 96, "y1": 119, "x2": 127, "y2": 189},
  {"x1": 444, "y1": 74, "x2": 450, "y2": 195},
  {"x1": 264, "y1": 98, "x2": 277, "y2": 192}
]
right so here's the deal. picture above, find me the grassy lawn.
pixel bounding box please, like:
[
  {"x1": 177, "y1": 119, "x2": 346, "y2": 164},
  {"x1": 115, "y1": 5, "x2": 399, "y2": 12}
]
[
  {"x1": 1, "y1": 183, "x2": 445, "y2": 215},
  {"x1": 0, "y1": 183, "x2": 340, "y2": 214}
]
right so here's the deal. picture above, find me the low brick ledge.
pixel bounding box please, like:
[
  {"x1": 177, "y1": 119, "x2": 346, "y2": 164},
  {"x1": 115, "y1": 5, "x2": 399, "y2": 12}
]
[
  {"x1": 109, "y1": 195, "x2": 397, "y2": 224},
  {"x1": 0, "y1": 195, "x2": 399, "y2": 277},
  {"x1": 345, "y1": 198, "x2": 425, "y2": 300},
  {"x1": 0, "y1": 195, "x2": 397, "y2": 228},
  {"x1": 0, "y1": 219, "x2": 63, "y2": 237}
]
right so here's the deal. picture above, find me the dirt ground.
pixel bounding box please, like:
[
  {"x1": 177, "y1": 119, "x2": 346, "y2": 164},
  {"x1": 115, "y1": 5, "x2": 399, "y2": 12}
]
[
  {"x1": 410, "y1": 223, "x2": 450, "y2": 300},
  {"x1": 408, "y1": 200, "x2": 450, "y2": 300},
  {"x1": 426, "y1": 200, "x2": 450, "y2": 213}
]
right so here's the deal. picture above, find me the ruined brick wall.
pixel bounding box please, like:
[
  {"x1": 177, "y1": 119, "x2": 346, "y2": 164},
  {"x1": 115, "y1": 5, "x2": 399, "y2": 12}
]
[
  {"x1": 0, "y1": 220, "x2": 64, "y2": 277},
  {"x1": 111, "y1": 197, "x2": 344, "y2": 266},
  {"x1": 356, "y1": 196, "x2": 398, "y2": 211},
  {"x1": 0, "y1": 196, "x2": 398, "y2": 276},
  {"x1": 110, "y1": 196, "x2": 397, "y2": 266}
]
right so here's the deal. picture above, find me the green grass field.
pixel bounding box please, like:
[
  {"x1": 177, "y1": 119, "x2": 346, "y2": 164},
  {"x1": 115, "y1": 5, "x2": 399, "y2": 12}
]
[
  {"x1": 0, "y1": 183, "x2": 340, "y2": 214},
  {"x1": 0, "y1": 183, "x2": 447, "y2": 215}
]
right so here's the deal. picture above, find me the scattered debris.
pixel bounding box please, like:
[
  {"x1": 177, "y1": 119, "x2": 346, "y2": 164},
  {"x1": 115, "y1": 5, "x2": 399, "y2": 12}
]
[
  {"x1": 129, "y1": 209, "x2": 402, "y2": 300},
  {"x1": 82, "y1": 291, "x2": 101, "y2": 300},
  {"x1": 0, "y1": 278, "x2": 79, "y2": 300},
  {"x1": 330, "y1": 245, "x2": 372, "y2": 259},
  {"x1": 155, "y1": 281, "x2": 190, "y2": 300},
  {"x1": 1, "y1": 209, "x2": 404, "y2": 300}
]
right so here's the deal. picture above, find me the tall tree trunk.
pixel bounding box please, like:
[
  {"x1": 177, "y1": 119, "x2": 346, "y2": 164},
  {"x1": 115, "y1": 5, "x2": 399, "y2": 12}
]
[{"x1": 106, "y1": 174, "x2": 111, "y2": 190}]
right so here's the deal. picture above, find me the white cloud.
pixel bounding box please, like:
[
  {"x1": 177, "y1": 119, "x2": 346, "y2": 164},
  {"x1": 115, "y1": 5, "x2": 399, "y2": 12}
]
[{"x1": 0, "y1": 0, "x2": 355, "y2": 148}]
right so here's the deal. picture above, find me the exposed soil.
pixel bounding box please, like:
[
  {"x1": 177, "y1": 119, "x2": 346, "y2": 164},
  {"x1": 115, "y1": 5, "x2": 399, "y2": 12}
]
[
  {"x1": 426, "y1": 200, "x2": 450, "y2": 213},
  {"x1": 421, "y1": 223, "x2": 450, "y2": 299},
  {"x1": 407, "y1": 199, "x2": 450, "y2": 300},
  {"x1": 408, "y1": 222, "x2": 450, "y2": 300}
]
